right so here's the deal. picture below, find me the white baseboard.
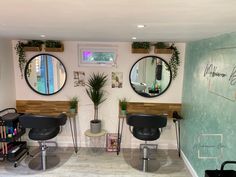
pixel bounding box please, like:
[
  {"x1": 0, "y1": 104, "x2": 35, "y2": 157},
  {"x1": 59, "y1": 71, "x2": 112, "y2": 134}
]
[{"x1": 181, "y1": 150, "x2": 198, "y2": 177}]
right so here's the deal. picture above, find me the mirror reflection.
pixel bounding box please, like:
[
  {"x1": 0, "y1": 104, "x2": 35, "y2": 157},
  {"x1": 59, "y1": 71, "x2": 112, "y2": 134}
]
[
  {"x1": 129, "y1": 56, "x2": 172, "y2": 97},
  {"x1": 25, "y1": 54, "x2": 67, "y2": 95}
]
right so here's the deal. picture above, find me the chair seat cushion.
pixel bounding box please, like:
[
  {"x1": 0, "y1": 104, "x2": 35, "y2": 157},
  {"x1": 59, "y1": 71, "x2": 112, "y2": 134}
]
[
  {"x1": 29, "y1": 127, "x2": 60, "y2": 141},
  {"x1": 133, "y1": 127, "x2": 160, "y2": 141}
]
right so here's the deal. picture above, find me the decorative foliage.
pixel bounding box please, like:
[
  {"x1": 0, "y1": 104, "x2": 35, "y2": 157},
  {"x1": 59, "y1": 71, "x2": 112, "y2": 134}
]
[
  {"x1": 25, "y1": 40, "x2": 44, "y2": 47},
  {"x1": 169, "y1": 44, "x2": 180, "y2": 80},
  {"x1": 15, "y1": 41, "x2": 27, "y2": 78},
  {"x1": 154, "y1": 42, "x2": 169, "y2": 49},
  {"x1": 69, "y1": 96, "x2": 79, "y2": 110},
  {"x1": 86, "y1": 73, "x2": 108, "y2": 120},
  {"x1": 132, "y1": 42, "x2": 150, "y2": 49},
  {"x1": 119, "y1": 98, "x2": 127, "y2": 111},
  {"x1": 45, "y1": 40, "x2": 62, "y2": 48}
]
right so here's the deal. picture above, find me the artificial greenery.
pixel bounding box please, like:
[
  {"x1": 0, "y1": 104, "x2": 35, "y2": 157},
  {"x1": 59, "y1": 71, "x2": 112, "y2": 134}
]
[
  {"x1": 15, "y1": 41, "x2": 27, "y2": 78},
  {"x1": 86, "y1": 73, "x2": 108, "y2": 121},
  {"x1": 169, "y1": 44, "x2": 180, "y2": 80},
  {"x1": 69, "y1": 96, "x2": 79, "y2": 110},
  {"x1": 154, "y1": 42, "x2": 169, "y2": 49},
  {"x1": 25, "y1": 40, "x2": 44, "y2": 47},
  {"x1": 119, "y1": 98, "x2": 127, "y2": 111},
  {"x1": 45, "y1": 40, "x2": 62, "y2": 48},
  {"x1": 132, "y1": 42, "x2": 150, "y2": 49}
]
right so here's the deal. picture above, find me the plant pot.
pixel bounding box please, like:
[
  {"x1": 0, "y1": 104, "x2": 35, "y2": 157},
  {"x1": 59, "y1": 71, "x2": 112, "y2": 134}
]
[
  {"x1": 70, "y1": 108, "x2": 76, "y2": 113},
  {"x1": 154, "y1": 48, "x2": 173, "y2": 54},
  {"x1": 132, "y1": 48, "x2": 150, "y2": 54},
  {"x1": 120, "y1": 110, "x2": 127, "y2": 116},
  {"x1": 23, "y1": 46, "x2": 42, "y2": 52},
  {"x1": 90, "y1": 120, "x2": 101, "y2": 133},
  {"x1": 45, "y1": 44, "x2": 64, "y2": 52}
]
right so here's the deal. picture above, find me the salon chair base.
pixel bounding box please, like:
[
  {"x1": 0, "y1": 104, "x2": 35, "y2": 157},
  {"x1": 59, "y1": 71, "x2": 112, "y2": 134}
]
[
  {"x1": 140, "y1": 143, "x2": 158, "y2": 172},
  {"x1": 28, "y1": 141, "x2": 60, "y2": 171}
]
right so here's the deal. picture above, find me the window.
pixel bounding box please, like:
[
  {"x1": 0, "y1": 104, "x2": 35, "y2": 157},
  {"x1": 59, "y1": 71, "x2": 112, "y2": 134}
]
[{"x1": 78, "y1": 44, "x2": 117, "y2": 67}]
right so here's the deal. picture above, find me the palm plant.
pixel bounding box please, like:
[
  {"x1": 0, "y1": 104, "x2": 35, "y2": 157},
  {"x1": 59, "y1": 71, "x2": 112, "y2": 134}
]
[{"x1": 86, "y1": 73, "x2": 108, "y2": 122}]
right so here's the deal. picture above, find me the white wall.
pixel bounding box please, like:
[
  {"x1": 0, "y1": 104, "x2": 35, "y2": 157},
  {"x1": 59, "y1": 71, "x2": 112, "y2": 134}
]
[
  {"x1": 0, "y1": 39, "x2": 16, "y2": 110},
  {"x1": 12, "y1": 41, "x2": 185, "y2": 148}
]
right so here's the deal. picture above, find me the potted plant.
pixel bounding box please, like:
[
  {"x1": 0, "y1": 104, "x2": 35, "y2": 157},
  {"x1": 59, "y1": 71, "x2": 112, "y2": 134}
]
[
  {"x1": 154, "y1": 42, "x2": 172, "y2": 54},
  {"x1": 119, "y1": 98, "x2": 127, "y2": 116},
  {"x1": 23, "y1": 40, "x2": 44, "y2": 51},
  {"x1": 86, "y1": 73, "x2": 108, "y2": 133},
  {"x1": 132, "y1": 42, "x2": 151, "y2": 53},
  {"x1": 69, "y1": 96, "x2": 78, "y2": 113},
  {"x1": 45, "y1": 40, "x2": 64, "y2": 52}
]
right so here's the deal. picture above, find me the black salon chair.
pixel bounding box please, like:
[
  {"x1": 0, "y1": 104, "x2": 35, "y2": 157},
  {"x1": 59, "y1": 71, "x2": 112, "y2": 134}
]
[
  {"x1": 19, "y1": 113, "x2": 67, "y2": 171},
  {"x1": 126, "y1": 114, "x2": 167, "y2": 172}
]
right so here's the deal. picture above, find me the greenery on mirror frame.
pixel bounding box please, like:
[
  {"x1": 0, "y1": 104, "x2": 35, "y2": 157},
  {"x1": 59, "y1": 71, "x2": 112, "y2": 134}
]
[
  {"x1": 86, "y1": 73, "x2": 108, "y2": 121},
  {"x1": 45, "y1": 40, "x2": 62, "y2": 48},
  {"x1": 169, "y1": 43, "x2": 180, "y2": 80},
  {"x1": 15, "y1": 41, "x2": 27, "y2": 78},
  {"x1": 119, "y1": 98, "x2": 127, "y2": 111},
  {"x1": 154, "y1": 42, "x2": 169, "y2": 49},
  {"x1": 69, "y1": 96, "x2": 79, "y2": 113},
  {"x1": 132, "y1": 42, "x2": 150, "y2": 49}
]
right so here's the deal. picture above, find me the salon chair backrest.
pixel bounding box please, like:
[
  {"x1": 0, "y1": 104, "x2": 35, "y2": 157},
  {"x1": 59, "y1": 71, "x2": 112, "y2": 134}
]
[
  {"x1": 126, "y1": 114, "x2": 167, "y2": 128},
  {"x1": 19, "y1": 113, "x2": 67, "y2": 129}
]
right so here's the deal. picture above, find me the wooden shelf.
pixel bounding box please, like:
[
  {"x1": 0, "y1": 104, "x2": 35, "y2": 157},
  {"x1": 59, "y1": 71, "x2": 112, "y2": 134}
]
[
  {"x1": 45, "y1": 44, "x2": 64, "y2": 52},
  {"x1": 23, "y1": 47, "x2": 42, "y2": 52},
  {"x1": 154, "y1": 48, "x2": 173, "y2": 54},
  {"x1": 132, "y1": 48, "x2": 150, "y2": 54}
]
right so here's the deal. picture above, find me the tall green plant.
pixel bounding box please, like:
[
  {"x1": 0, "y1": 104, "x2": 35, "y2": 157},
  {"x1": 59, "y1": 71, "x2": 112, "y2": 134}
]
[{"x1": 86, "y1": 73, "x2": 108, "y2": 121}]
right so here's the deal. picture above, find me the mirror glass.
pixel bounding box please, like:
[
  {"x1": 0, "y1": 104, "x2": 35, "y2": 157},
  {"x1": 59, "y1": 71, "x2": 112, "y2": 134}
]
[
  {"x1": 25, "y1": 54, "x2": 67, "y2": 95},
  {"x1": 129, "y1": 55, "x2": 172, "y2": 97}
]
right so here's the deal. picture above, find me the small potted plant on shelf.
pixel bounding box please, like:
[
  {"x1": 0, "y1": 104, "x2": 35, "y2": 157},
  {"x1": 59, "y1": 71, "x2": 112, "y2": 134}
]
[
  {"x1": 23, "y1": 40, "x2": 44, "y2": 52},
  {"x1": 132, "y1": 42, "x2": 151, "y2": 53},
  {"x1": 119, "y1": 98, "x2": 127, "y2": 116},
  {"x1": 86, "y1": 73, "x2": 108, "y2": 133},
  {"x1": 45, "y1": 40, "x2": 64, "y2": 52},
  {"x1": 154, "y1": 42, "x2": 172, "y2": 54},
  {"x1": 69, "y1": 96, "x2": 79, "y2": 113}
]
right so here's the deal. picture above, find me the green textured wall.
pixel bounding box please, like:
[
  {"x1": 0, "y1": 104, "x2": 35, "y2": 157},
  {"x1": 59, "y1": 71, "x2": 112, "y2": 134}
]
[{"x1": 182, "y1": 32, "x2": 236, "y2": 177}]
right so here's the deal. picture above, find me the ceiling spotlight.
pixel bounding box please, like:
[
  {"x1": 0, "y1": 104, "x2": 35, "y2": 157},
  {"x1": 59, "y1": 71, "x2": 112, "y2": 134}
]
[
  {"x1": 40, "y1": 34, "x2": 46, "y2": 38},
  {"x1": 137, "y1": 25, "x2": 145, "y2": 28},
  {"x1": 132, "y1": 37, "x2": 137, "y2": 40}
]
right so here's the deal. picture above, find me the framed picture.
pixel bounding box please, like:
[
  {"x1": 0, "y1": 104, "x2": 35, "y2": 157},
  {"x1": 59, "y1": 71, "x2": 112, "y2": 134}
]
[
  {"x1": 106, "y1": 133, "x2": 118, "y2": 152},
  {"x1": 111, "y1": 72, "x2": 123, "y2": 88}
]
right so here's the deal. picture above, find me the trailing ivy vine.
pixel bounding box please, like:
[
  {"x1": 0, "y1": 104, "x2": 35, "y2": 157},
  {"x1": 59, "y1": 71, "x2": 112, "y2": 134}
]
[
  {"x1": 15, "y1": 41, "x2": 26, "y2": 78},
  {"x1": 169, "y1": 43, "x2": 180, "y2": 80}
]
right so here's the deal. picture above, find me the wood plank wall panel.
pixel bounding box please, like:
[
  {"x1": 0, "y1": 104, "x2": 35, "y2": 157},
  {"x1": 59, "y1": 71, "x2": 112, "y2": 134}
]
[
  {"x1": 127, "y1": 102, "x2": 181, "y2": 118},
  {"x1": 16, "y1": 100, "x2": 70, "y2": 116}
]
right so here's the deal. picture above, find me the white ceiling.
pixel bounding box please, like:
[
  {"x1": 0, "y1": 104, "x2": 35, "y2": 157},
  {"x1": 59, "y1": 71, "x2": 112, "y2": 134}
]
[{"x1": 0, "y1": 0, "x2": 236, "y2": 42}]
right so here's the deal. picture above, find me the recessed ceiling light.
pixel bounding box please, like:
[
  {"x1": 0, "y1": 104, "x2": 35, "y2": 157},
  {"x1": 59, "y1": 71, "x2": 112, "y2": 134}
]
[
  {"x1": 40, "y1": 34, "x2": 46, "y2": 38},
  {"x1": 137, "y1": 25, "x2": 145, "y2": 28},
  {"x1": 132, "y1": 37, "x2": 137, "y2": 40}
]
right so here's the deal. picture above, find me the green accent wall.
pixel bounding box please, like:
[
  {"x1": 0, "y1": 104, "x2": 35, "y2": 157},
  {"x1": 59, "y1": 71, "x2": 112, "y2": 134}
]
[{"x1": 182, "y1": 32, "x2": 236, "y2": 177}]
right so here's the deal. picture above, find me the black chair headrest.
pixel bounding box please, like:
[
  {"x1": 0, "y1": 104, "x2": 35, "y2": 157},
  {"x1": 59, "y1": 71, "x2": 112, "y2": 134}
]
[
  {"x1": 19, "y1": 113, "x2": 67, "y2": 129},
  {"x1": 126, "y1": 114, "x2": 167, "y2": 128}
]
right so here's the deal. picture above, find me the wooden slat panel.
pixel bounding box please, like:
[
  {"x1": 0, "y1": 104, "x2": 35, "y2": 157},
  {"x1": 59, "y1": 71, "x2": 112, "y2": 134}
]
[
  {"x1": 127, "y1": 102, "x2": 181, "y2": 118},
  {"x1": 16, "y1": 100, "x2": 70, "y2": 116}
]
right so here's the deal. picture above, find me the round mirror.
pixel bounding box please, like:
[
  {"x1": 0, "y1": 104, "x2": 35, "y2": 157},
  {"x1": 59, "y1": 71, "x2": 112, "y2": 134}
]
[
  {"x1": 25, "y1": 54, "x2": 67, "y2": 95},
  {"x1": 129, "y1": 55, "x2": 172, "y2": 98}
]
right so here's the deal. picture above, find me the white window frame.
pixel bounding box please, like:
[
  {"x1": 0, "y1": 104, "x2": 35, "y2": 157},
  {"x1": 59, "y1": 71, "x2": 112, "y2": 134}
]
[{"x1": 78, "y1": 44, "x2": 117, "y2": 67}]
